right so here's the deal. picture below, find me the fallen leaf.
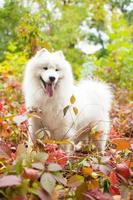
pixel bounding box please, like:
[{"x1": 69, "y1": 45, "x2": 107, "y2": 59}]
[
  {"x1": 109, "y1": 171, "x2": 119, "y2": 185},
  {"x1": 47, "y1": 150, "x2": 68, "y2": 168},
  {"x1": 111, "y1": 138, "x2": 131, "y2": 150},
  {"x1": 84, "y1": 189, "x2": 113, "y2": 200},
  {"x1": 116, "y1": 163, "x2": 130, "y2": 179},
  {"x1": 0, "y1": 141, "x2": 11, "y2": 159},
  {"x1": 87, "y1": 179, "x2": 99, "y2": 190},
  {"x1": 109, "y1": 185, "x2": 120, "y2": 195},
  {"x1": 82, "y1": 167, "x2": 93, "y2": 176}
]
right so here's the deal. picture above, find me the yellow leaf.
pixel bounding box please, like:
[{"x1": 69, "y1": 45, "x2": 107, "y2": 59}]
[
  {"x1": 70, "y1": 95, "x2": 76, "y2": 104},
  {"x1": 73, "y1": 107, "x2": 78, "y2": 115},
  {"x1": 82, "y1": 167, "x2": 93, "y2": 176},
  {"x1": 88, "y1": 179, "x2": 99, "y2": 190},
  {"x1": 91, "y1": 172, "x2": 98, "y2": 179},
  {"x1": 0, "y1": 162, "x2": 6, "y2": 171}
]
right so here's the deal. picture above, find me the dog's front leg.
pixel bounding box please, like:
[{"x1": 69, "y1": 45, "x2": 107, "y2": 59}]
[{"x1": 28, "y1": 117, "x2": 43, "y2": 143}]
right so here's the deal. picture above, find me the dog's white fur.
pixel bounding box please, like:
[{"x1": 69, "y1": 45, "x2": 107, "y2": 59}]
[{"x1": 23, "y1": 49, "x2": 113, "y2": 151}]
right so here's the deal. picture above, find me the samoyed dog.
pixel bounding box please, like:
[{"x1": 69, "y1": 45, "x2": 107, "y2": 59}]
[{"x1": 23, "y1": 48, "x2": 113, "y2": 151}]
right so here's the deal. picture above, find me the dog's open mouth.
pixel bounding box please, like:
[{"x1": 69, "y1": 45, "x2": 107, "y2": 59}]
[{"x1": 40, "y1": 76, "x2": 54, "y2": 97}]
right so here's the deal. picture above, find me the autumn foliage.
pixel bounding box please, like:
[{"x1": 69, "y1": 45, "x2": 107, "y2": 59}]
[
  {"x1": 0, "y1": 73, "x2": 133, "y2": 200},
  {"x1": 0, "y1": 0, "x2": 133, "y2": 199}
]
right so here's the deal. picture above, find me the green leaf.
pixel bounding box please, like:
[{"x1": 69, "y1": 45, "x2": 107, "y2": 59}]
[
  {"x1": 48, "y1": 163, "x2": 62, "y2": 172},
  {"x1": 70, "y1": 95, "x2": 76, "y2": 104},
  {"x1": 35, "y1": 152, "x2": 48, "y2": 162},
  {"x1": 103, "y1": 179, "x2": 110, "y2": 193},
  {"x1": 35, "y1": 128, "x2": 45, "y2": 139},
  {"x1": 73, "y1": 107, "x2": 78, "y2": 115},
  {"x1": 67, "y1": 175, "x2": 84, "y2": 187},
  {"x1": 53, "y1": 172, "x2": 67, "y2": 185},
  {"x1": 40, "y1": 173, "x2": 56, "y2": 194},
  {"x1": 63, "y1": 105, "x2": 70, "y2": 116},
  {"x1": 32, "y1": 162, "x2": 45, "y2": 170}
]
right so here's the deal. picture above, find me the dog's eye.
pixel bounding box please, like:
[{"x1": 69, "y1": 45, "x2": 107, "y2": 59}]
[
  {"x1": 43, "y1": 67, "x2": 48, "y2": 70},
  {"x1": 55, "y1": 68, "x2": 59, "y2": 71}
]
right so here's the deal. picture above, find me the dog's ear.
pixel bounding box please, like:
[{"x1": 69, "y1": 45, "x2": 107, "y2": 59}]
[
  {"x1": 54, "y1": 51, "x2": 65, "y2": 59},
  {"x1": 35, "y1": 48, "x2": 49, "y2": 57}
]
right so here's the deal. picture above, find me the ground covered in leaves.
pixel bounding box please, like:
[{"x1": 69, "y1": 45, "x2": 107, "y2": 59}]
[{"x1": 0, "y1": 73, "x2": 133, "y2": 200}]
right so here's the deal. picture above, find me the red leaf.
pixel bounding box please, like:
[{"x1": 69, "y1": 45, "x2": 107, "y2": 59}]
[
  {"x1": 109, "y1": 171, "x2": 119, "y2": 185},
  {"x1": 47, "y1": 149, "x2": 68, "y2": 168},
  {"x1": 109, "y1": 186, "x2": 120, "y2": 195},
  {"x1": 84, "y1": 189, "x2": 113, "y2": 200},
  {"x1": 11, "y1": 195, "x2": 27, "y2": 200},
  {"x1": 0, "y1": 102, "x2": 4, "y2": 111},
  {"x1": 44, "y1": 144, "x2": 58, "y2": 153},
  {"x1": 109, "y1": 128, "x2": 120, "y2": 139},
  {"x1": 116, "y1": 163, "x2": 130, "y2": 179},
  {"x1": 0, "y1": 175, "x2": 22, "y2": 187},
  {"x1": 0, "y1": 141, "x2": 11, "y2": 159}
]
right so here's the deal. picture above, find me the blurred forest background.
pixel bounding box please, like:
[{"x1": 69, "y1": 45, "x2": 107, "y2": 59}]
[{"x1": 0, "y1": 0, "x2": 132, "y2": 93}]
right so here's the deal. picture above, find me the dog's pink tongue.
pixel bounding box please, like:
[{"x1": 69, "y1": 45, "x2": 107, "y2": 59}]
[{"x1": 46, "y1": 83, "x2": 54, "y2": 97}]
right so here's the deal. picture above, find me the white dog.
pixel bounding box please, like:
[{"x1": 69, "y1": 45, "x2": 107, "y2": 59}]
[{"x1": 23, "y1": 49, "x2": 113, "y2": 151}]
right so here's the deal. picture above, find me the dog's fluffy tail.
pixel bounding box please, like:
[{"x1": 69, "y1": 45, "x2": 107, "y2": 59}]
[{"x1": 78, "y1": 79, "x2": 113, "y2": 112}]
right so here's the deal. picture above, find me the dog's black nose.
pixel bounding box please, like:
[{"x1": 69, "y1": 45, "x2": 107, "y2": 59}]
[{"x1": 49, "y1": 76, "x2": 55, "y2": 82}]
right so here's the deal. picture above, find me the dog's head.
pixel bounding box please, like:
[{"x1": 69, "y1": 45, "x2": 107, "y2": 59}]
[{"x1": 27, "y1": 48, "x2": 73, "y2": 97}]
